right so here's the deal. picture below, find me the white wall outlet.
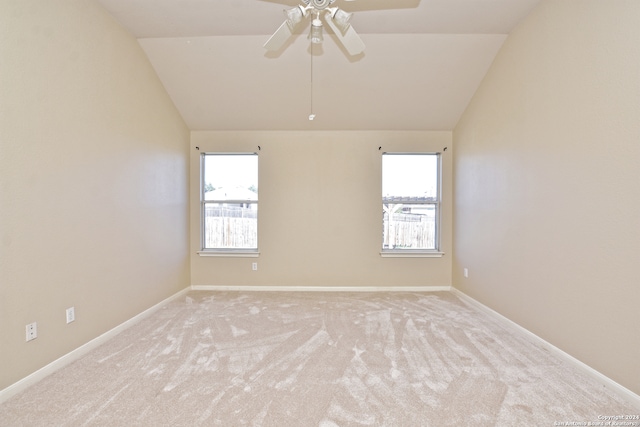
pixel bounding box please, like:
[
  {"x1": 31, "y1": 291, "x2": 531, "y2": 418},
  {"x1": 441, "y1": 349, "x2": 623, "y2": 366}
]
[
  {"x1": 463, "y1": 268, "x2": 469, "y2": 278},
  {"x1": 66, "y1": 307, "x2": 75, "y2": 324},
  {"x1": 26, "y1": 322, "x2": 37, "y2": 342},
  {"x1": 252, "y1": 262, "x2": 258, "y2": 271}
]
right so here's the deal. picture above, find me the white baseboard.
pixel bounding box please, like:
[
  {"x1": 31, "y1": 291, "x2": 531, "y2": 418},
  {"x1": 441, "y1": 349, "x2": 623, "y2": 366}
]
[
  {"x1": 191, "y1": 285, "x2": 452, "y2": 293},
  {"x1": 450, "y1": 287, "x2": 640, "y2": 410},
  {"x1": 0, "y1": 287, "x2": 191, "y2": 405}
]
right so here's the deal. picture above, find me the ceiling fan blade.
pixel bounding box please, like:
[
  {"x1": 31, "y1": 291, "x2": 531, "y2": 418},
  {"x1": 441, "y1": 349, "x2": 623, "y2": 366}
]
[
  {"x1": 263, "y1": 21, "x2": 294, "y2": 52},
  {"x1": 324, "y1": 15, "x2": 365, "y2": 56}
]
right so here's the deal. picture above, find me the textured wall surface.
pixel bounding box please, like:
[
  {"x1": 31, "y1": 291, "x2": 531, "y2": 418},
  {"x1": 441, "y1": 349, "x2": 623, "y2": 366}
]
[
  {"x1": 453, "y1": 0, "x2": 640, "y2": 394},
  {"x1": 0, "y1": 0, "x2": 190, "y2": 390}
]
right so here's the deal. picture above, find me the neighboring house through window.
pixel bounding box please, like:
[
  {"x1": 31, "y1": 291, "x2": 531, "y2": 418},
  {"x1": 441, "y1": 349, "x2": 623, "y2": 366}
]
[
  {"x1": 201, "y1": 153, "x2": 258, "y2": 252},
  {"x1": 382, "y1": 153, "x2": 441, "y2": 254}
]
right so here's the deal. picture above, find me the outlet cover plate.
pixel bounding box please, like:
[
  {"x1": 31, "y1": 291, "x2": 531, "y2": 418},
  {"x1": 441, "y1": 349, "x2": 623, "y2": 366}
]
[{"x1": 26, "y1": 322, "x2": 37, "y2": 342}]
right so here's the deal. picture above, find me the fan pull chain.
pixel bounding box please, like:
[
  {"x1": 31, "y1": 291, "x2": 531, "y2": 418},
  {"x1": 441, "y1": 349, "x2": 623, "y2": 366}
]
[{"x1": 309, "y1": 42, "x2": 315, "y2": 121}]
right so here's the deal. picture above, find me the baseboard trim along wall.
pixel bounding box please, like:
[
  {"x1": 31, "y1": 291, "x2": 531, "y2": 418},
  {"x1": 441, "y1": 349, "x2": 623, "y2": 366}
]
[
  {"x1": 191, "y1": 285, "x2": 453, "y2": 293},
  {"x1": 0, "y1": 287, "x2": 191, "y2": 405},
  {"x1": 450, "y1": 287, "x2": 640, "y2": 410}
]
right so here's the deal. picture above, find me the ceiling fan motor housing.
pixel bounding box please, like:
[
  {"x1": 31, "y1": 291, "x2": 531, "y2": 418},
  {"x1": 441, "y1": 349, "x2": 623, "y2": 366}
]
[{"x1": 307, "y1": 0, "x2": 335, "y2": 10}]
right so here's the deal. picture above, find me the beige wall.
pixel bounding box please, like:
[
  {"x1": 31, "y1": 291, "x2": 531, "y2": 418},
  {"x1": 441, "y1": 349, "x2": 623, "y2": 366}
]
[
  {"x1": 190, "y1": 131, "x2": 452, "y2": 288},
  {"x1": 453, "y1": 0, "x2": 640, "y2": 395},
  {"x1": 0, "y1": 1, "x2": 190, "y2": 390}
]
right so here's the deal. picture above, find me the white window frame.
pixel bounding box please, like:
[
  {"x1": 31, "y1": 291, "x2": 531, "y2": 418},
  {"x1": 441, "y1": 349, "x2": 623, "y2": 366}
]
[
  {"x1": 381, "y1": 152, "x2": 443, "y2": 258},
  {"x1": 198, "y1": 152, "x2": 259, "y2": 257}
]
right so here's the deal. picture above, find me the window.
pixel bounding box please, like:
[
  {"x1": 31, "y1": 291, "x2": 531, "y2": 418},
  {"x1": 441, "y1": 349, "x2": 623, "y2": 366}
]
[
  {"x1": 201, "y1": 153, "x2": 258, "y2": 252},
  {"x1": 382, "y1": 153, "x2": 440, "y2": 254}
]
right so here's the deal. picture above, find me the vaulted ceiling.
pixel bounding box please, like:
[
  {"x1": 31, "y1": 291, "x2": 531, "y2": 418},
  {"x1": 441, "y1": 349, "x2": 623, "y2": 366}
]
[{"x1": 96, "y1": 0, "x2": 540, "y2": 130}]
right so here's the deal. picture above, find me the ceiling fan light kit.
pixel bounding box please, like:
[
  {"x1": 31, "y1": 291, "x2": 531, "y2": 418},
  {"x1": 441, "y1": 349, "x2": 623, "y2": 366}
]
[
  {"x1": 265, "y1": 0, "x2": 365, "y2": 56},
  {"x1": 263, "y1": 0, "x2": 366, "y2": 122},
  {"x1": 284, "y1": 5, "x2": 308, "y2": 31},
  {"x1": 309, "y1": 17, "x2": 324, "y2": 44},
  {"x1": 327, "y1": 8, "x2": 353, "y2": 34}
]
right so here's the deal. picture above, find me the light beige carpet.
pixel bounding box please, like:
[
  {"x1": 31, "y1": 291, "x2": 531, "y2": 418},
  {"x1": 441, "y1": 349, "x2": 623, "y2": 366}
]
[{"x1": 1, "y1": 291, "x2": 637, "y2": 426}]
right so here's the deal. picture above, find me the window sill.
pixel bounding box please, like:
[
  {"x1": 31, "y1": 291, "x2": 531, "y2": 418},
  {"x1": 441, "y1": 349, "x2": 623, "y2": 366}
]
[
  {"x1": 380, "y1": 251, "x2": 444, "y2": 258},
  {"x1": 197, "y1": 251, "x2": 260, "y2": 258}
]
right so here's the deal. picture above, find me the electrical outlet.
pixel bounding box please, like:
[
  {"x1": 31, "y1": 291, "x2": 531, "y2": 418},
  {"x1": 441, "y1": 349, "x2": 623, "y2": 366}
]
[
  {"x1": 463, "y1": 268, "x2": 469, "y2": 278},
  {"x1": 252, "y1": 262, "x2": 258, "y2": 271},
  {"x1": 66, "y1": 307, "x2": 75, "y2": 324},
  {"x1": 26, "y1": 322, "x2": 37, "y2": 342}
]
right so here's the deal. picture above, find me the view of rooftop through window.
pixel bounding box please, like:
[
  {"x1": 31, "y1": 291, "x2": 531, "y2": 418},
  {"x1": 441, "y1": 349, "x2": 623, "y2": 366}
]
[
  {"x1": 204, "y1": 154, "x2": 258, "y2": 198},
  {"x1": 382, "y1": 154, "x2": 438, "y2": 199}
]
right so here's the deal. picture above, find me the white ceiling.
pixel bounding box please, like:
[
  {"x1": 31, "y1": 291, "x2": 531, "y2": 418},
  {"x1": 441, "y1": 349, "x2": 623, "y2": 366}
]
[{"x1": 96, "y1": 0, "x2": 541, "y2": 130}]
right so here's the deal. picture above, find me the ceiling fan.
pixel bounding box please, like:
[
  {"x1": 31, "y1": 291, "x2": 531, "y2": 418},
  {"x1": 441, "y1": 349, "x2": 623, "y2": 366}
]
[{"x1": 264, "y1": 0, "x2": 365, "y2": 56}]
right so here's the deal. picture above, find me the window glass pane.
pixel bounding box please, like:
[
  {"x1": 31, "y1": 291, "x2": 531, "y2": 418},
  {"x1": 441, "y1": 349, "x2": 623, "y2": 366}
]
[
  {"x1": 204, "y1": 154, "x2": 258, "y2": 201},
  {"x1": 203, "y1": 203, "x2": 257, "y2": 249},
  {"x1": 382, "y1": 154, "x2": 438, "y2": 199},
  {"x1": 202, "y1": 154, "x2": 258, "y2": 250},
  {"x1": 383, "y1": 204, "x2": 436, "y2": 250},
  {"x1": 382, "y1": 153, "x2": 439, "y2": 251}
]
